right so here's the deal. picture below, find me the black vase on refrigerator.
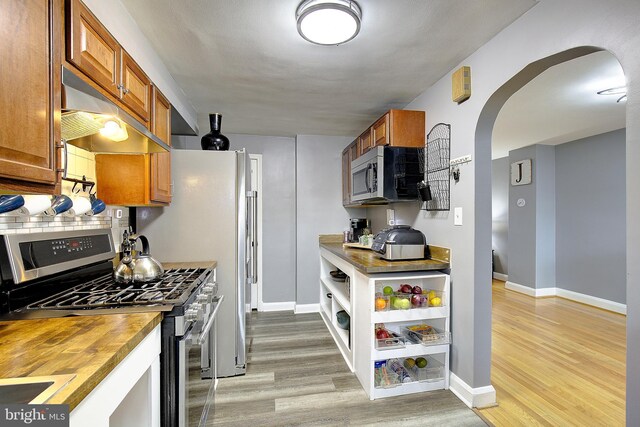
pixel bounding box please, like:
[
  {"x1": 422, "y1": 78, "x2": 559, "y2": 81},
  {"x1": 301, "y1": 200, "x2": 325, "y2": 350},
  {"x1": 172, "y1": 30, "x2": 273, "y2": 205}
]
[{"x1": 201, "y1": 113, "x2": 230, "y2": 151}]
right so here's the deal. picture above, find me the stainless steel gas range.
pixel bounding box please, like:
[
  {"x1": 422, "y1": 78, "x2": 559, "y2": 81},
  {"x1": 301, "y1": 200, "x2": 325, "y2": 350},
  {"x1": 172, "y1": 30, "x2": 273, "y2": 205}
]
[{"x1": 0, "y1": 229, "x2": 220, "y2": 427}]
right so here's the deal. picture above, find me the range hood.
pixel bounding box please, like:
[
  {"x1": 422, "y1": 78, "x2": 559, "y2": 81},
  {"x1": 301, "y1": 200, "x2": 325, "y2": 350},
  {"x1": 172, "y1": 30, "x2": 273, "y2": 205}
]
[{"x1": 61, "y1": 67, "x2": 170, "y2": 153}]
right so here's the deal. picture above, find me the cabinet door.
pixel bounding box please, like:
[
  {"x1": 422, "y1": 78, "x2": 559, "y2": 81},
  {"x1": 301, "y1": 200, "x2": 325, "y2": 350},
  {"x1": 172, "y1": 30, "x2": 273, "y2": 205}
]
[
  {"x1": 96, "y1": 154, "x2": 149, "y2": 205},
  {"x1": 359, "y1": 129, "x2": 372, "y2": 155},
  {"x1": 388, "y1": 110, "x2": 425, "y2": 148},
  {"x1": 150, "y1": 88, "x2": 171, "y2": 204},
  {"x1": 342, "y1": 148, "x2": 350, "y2": 205},
  {"x1": 66, "y1": 0, "x2": 120, "y2": 98},
  {"x1": 350, "y1": 140, "x2": 359, "y2": 161},
  {"x1": 0, "y1": 0, "x2": 60, "y2": 190},
  {"x1": 121, "y1": 50, "x2": 152, "y2": 123},
  {"x1": 372, "y1": 113, "x2": 389, "y2": 147}
]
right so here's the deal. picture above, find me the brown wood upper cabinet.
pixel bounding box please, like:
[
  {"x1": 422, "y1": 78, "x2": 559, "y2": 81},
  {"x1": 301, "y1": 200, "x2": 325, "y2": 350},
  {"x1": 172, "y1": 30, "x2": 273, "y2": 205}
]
[
  {"x1": 150, "y1": 87, "x2": 172, "y2": 204},
  {"x1": 372, "y1": 114, "x2": 389, "y2": 147},
  {"x1": 374, "y1": 110, "x2": 424, "y2": 148},
  {"x1": 358, "y1": 129, "x2": 373, "y2": 156},
  {"x1": 121, "y1": 50, "x2": 152, "y2": 122},
  {"x1": 95, "y1": 87, "x2": 172, "y2": 206},
  {"x1": 66, "y1": 0, "x2": 152, "y2": 124},
  {"x1": 0, "y1": 0, "x2": 62, "y2": 194},
  {"x1": 66, "y1": 0, "x2": 120, "y2": 98}
]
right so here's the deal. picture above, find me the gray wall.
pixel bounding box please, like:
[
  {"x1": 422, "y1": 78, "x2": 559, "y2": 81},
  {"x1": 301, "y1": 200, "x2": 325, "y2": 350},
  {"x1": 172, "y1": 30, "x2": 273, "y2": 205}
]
[
  {"x1": 556, "y1": 129, "x2": 626, "y2": 303},
  {"x1": 491, "y1": 157, "x2": 510, "y2": 275},
  {"x1": 507, "y1": 145, "x2": 538, "y2": 287},
  {"x1": 173, "y1": 133, "x2": 297, "y2": 303},
  {"x1": 507, "y1": 144, "x2": 556, "y2": 289},
  {"x1": 295, "y1": 135, "x2": 358, "y2": 305},
  {"x1": 535, "y1": 145, "x2": 556, "y2": 288}
]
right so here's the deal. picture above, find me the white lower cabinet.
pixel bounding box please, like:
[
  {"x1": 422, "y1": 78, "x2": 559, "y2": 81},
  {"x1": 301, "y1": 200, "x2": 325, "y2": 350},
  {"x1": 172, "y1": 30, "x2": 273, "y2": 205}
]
[
  {"x1": 320, "y1": 248, "x2": 451, "y2": 400},
  {"x1": 70, "y1": 324, "x2": 161, "y2": 427}
]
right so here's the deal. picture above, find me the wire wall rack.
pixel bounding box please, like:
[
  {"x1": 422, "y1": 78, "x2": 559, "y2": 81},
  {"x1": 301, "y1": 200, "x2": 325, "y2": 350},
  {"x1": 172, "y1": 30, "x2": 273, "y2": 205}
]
[{"x1": 422, "y1": 123, "x2": 451, "y2": 211}]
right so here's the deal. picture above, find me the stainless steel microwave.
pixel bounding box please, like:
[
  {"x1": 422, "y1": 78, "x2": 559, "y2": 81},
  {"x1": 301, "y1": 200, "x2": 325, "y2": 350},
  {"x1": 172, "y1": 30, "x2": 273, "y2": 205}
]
[{"x1": 351, "y1": 146, "x2": 423, "y2": 203}]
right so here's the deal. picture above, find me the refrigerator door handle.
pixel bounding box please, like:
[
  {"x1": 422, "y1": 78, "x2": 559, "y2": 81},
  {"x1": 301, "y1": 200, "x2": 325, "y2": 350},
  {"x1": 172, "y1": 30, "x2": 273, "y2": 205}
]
[{"x1": 247, "y1": 190, "x2": 258, "y2": 284}]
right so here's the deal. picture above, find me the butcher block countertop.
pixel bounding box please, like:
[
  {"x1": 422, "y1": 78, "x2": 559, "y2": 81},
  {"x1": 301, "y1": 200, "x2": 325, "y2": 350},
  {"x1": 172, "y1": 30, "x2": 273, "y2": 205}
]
[
  {"x1": 0, "y1": 312, "x2": 162, "y2": 411},
  {"x1": 162, "y1": 260, "x2": 217, "y2": 270},
  {"x1": 319, "y1": 235, "x2": 450, "y2": 274}
]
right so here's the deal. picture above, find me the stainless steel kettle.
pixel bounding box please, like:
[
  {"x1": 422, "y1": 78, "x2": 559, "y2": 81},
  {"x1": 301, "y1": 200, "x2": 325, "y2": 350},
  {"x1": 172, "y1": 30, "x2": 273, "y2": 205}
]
[{"x1": 114, "y1": 230, "x2": 164, "y2": 283}]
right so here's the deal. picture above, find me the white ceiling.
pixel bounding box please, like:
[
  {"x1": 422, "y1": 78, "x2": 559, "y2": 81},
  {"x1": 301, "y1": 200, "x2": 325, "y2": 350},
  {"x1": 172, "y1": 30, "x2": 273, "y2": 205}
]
[
  {"x1": 120, "y1": 0, "x2": 537, "y2": 137},
  {"x1": 492, "y1": 51, "x2": 626, "y2": 159}
]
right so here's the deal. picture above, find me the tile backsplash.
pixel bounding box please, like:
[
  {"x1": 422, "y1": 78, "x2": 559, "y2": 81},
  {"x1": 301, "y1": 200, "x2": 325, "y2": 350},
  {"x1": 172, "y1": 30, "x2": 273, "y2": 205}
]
[
  {"x1": 0, "y1": 212, "x2": 111, "y2": 234},
  {"x1": 61, "y1": 144, "x2": 98, "y2": 195},
  {"x1": 0, "y1": 145, "x2": 130, "y2": 240}
]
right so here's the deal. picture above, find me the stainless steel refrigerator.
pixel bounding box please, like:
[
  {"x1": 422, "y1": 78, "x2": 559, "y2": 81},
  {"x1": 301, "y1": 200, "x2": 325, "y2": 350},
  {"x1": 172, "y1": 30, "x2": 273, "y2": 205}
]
[{"x1": 137, "y1": 149, "x2": 257, "y2": 377}]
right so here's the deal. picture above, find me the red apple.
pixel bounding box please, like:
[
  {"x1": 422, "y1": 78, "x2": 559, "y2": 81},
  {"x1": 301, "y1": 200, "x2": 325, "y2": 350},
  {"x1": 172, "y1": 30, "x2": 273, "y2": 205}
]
[
  {"x1": 399, "y1": 284, "x2": 412, "y2": 294},
  {"x1": 411, "y1": 294, "x2": 426, "y2": 307},
  {"x1": 376, "y1": 329, "x2": 391, "y2": 339},
  {"x1": 412, "y1": 285, "x2": 422, "y2": 294}
]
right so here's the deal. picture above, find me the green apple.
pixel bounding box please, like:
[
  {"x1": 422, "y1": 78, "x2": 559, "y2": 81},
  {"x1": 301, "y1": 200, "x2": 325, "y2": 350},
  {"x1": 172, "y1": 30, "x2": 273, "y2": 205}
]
[{"x1": 383, "y1": 286, "x2": 394, "y2": 295}]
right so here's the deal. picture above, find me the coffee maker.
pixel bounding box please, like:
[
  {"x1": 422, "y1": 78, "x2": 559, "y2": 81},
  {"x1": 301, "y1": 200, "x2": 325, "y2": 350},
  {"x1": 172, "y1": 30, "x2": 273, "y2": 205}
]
[{"x1": 350, "y1": 218, "x2": 370, "y2": 243}]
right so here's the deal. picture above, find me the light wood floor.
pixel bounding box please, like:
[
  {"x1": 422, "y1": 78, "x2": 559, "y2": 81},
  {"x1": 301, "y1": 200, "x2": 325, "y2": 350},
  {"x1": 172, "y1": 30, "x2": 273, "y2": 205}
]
[
  {"x1": 478, "y1": 280, "x2": 626, "y2": 426},
  {"x1": 211, "y1": 311, "x2": 485, "y2": 426}
]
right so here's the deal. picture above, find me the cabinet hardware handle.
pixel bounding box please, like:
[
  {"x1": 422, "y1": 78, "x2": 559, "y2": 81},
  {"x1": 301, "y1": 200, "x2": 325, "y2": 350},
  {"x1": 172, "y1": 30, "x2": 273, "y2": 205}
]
[
  {"x1": 123, "y1": 88, "x2": 130, "y2": 94},
  {"x1": 117, "y1": 84, "x2": 124, "y2": 90}
]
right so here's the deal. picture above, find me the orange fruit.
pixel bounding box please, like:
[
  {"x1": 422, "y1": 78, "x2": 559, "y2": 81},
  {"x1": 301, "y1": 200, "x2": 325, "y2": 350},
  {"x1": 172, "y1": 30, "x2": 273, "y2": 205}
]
[{"x1": 375, "y1": 297, "x2": 387, "y2": 311}]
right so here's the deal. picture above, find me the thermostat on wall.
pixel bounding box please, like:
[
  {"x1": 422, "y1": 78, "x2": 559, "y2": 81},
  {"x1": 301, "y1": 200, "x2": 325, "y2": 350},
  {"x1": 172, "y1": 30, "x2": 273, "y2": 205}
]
[{"x1": 452, "y1": 66, "x2": 471, "y2": 103}]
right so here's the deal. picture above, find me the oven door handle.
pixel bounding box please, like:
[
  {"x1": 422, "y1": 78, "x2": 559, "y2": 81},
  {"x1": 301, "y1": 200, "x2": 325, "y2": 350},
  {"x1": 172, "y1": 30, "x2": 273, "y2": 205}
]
[{"x1": 197, "y1": 295, "x2": 223, "y2": 345}]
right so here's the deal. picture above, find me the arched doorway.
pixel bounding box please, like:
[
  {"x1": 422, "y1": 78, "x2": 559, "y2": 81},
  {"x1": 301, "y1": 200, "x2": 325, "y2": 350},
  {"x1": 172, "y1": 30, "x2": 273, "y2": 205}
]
[{"x1": 474, "y1": 46, "x2": 627, "y2": 423}]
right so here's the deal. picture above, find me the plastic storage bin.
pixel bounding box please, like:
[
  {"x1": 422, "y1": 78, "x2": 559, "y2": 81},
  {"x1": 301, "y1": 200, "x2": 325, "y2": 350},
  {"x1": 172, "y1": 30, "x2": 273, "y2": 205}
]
[
  {"x1": 374, "y1": 329, "x2": 405, "y2": 350},
  {"x1": 402, "y1": 324, "x2": 451, "y2": 346}
]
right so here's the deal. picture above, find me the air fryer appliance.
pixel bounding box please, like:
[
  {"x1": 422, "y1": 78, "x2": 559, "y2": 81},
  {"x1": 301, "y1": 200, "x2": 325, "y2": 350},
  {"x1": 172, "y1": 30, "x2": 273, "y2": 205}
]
[
  {"x1": 350, "y1": 218, "x2": 369, "y2": 243},
  {"x1": 371, "y1": 225, "x2": 426, "y2": 260}
]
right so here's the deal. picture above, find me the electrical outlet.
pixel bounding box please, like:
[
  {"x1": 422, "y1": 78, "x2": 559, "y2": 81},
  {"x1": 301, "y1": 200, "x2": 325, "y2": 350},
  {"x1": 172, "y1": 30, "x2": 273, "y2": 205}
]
[
  {"x1": 386, "y1": 209, "x2": 395, "y2": 226},
  {"x1": 454, "y1": 207, "x2": 463, "y2": 226}
]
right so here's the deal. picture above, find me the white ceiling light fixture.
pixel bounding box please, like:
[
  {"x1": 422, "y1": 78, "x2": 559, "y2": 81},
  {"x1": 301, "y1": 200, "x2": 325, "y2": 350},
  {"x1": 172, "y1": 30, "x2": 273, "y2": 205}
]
[
  {"x1": 296, "y1": 0, "x2": 362, "y2": 46},
  {"x1": 597, "y1": 86, "x2": 627, "y2": 103}
]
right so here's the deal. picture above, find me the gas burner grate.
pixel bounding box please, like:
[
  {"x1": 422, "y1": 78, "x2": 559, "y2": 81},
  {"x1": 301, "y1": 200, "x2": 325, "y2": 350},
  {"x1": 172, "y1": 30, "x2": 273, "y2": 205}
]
[{"x1": 26, "y1": 268, "x2": 207, "y2": 310}]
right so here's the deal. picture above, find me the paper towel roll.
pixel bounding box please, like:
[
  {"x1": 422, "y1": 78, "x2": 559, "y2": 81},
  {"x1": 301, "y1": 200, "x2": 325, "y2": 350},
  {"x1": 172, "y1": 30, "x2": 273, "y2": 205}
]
[{"x1": 20, "y1": 195, "x2": 52, "y2": 216}]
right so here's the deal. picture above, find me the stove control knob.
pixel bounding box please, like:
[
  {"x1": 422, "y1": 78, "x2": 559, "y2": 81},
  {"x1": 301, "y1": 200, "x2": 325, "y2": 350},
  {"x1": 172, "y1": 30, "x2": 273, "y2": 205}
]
[
  {"x1": 185, "y1": 303, "x2": 204, "y2": 322},
  {"x1": 196, "y1": 294, "x2": 210, "y2": 304},
  {"x1": 184, "y1": 308, "x2": 198, "y2": 322},
  {"x1": 202, "y1": 282, "x2": 217, "y2": 295}
]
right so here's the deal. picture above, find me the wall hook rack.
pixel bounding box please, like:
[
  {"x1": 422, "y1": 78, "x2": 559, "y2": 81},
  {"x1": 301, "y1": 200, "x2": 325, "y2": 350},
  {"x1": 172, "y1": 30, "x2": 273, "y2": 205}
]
[{"x1": 62, "y1": 175, "x2": 95, "y2": 194}]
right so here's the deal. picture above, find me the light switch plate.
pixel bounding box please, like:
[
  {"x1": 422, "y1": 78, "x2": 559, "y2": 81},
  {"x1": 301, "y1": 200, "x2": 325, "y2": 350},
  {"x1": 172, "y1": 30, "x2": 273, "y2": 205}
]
[{"x1": 454, "y1": 207, "x2": 463, "y2": 226}]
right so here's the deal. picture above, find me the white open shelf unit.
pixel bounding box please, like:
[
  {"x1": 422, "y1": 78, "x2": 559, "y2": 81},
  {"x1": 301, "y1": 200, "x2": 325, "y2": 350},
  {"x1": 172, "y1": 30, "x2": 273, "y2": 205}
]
[
  {"x1": 319, "y1": 248, "x2": 356, "y2": 371},
  {"x1": 319, "y1": 248, "x2": 451, "y2": 400},
  {"x1": 354, "y1": 271, "x2": 450, "y2": 399}
]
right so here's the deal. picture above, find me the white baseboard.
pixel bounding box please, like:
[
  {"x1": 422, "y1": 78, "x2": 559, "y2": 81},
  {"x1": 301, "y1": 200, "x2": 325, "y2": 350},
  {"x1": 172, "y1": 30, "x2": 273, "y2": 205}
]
[
  {"x1": 492, "y1": 272, "x2": 508, "y2": 281},
  {"x1": 505, "y1": 281, "x2": 543, "y2": 296},
  {"x1": 449, "y1": 372, "x2": 496, "y2": 409},
  {"x1": 556, "y1": 288, "x2": 626, "y2": 315},
  {"x1": 260, "y1": 301, "x2": 295, "y2": 312},
  {"x1": 294, "y1": 303, "x2": 320, "y2": 314},
  {"x1": 504, "y1": 281, "x2": 626, "y2": 314}
]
